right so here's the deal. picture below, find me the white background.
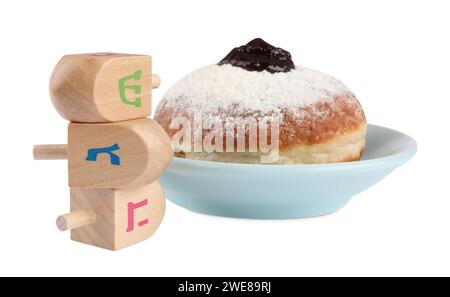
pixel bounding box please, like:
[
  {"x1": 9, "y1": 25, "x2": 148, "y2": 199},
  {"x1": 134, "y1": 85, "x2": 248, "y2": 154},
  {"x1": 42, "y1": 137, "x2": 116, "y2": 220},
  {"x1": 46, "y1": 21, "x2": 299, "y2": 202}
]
[{"x1": 0, "y1": 0, "x2": 449, "y2": 276}]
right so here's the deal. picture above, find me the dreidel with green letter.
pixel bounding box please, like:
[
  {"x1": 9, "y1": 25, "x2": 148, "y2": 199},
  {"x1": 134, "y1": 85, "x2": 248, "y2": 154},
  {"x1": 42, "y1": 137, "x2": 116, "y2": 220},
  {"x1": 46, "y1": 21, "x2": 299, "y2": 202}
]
[{"x1": 50, "y1": 53, "x2": 161, "y2": 123}]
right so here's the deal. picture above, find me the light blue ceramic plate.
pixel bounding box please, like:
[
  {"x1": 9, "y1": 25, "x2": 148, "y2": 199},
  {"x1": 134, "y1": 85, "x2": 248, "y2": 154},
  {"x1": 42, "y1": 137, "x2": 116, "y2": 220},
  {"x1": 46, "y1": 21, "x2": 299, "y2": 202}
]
[{"x1": 160, "y1": 124, "x2": 417, "y2": 219}]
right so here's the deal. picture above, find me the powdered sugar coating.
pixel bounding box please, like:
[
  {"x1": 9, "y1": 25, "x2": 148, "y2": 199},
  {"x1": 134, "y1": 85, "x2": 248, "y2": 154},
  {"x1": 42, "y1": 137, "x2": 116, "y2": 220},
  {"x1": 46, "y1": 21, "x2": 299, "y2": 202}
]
[{"x1": 158, "y1": 64, "x2": 355, "y2": 119}]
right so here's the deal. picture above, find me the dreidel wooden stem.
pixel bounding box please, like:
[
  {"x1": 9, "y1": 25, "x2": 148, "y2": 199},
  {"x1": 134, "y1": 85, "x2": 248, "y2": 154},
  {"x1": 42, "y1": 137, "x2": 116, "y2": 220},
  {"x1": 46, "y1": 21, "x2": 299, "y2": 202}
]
[
  {"x1": 152, "y1": 74, "x2": 161, "y2": 89},
  {"x1": 33, "y1": 144, "x2": 67, "y2": 160},
  {"x1": 56, "y1": 209, "x2": 97, "y2": 231}
]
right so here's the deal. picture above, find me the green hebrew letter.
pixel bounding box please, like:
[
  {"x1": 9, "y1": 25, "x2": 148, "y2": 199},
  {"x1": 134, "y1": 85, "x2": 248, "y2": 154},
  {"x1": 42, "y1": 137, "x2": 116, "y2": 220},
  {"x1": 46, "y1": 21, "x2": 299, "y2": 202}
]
[{"x1": 119, "y1": 70, "x2": 143, "y2": 107}]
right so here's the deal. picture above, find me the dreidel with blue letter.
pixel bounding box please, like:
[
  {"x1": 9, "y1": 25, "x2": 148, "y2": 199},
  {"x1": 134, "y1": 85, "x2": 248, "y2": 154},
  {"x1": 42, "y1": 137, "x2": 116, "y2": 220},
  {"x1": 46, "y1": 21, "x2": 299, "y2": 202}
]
[{"x1": 33, "y1": 118, "x2": 173, "y2": 188}]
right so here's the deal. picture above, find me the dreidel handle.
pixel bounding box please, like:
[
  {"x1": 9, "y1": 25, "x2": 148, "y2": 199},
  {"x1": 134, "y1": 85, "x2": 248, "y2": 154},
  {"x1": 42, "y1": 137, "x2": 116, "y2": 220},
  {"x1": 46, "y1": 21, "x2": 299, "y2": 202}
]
[
  {"x1": 33, "y1": 144, "x2": 68, "y2": 160},
  {"x1": 152, "y1": 74, "x2": 161, "y2": 89},
  {"x1": 56, "y1": 209, "x2": 97, "y2": 231}
]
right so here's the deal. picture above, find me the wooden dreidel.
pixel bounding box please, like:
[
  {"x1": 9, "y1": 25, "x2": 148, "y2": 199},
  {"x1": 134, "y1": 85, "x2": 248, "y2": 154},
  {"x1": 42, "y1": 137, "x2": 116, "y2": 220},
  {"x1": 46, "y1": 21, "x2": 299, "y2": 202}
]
[
  {"x1": 33, "y1": 118, "x2": 173, "y2": 188},
  {"x1": 56, "y1": 181, "x2": 166, "y2": 250},
  {"x1": 50, "y1": 53, "x2": 161, "y2": 123}
]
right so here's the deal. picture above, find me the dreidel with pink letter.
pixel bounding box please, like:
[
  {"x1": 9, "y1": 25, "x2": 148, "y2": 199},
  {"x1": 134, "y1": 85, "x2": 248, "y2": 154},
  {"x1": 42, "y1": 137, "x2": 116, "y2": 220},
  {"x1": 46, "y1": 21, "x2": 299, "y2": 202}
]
[
  {"x1": 33, "y1": 53, "x2": 173, "y2": 250},
  {"x1": 57, "y1": 182, "x2": 166, "y2": 250}
]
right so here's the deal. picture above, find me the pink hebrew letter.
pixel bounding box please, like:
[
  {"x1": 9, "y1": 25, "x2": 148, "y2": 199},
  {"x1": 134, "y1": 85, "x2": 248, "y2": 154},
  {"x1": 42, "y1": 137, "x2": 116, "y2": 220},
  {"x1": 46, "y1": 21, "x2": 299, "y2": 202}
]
[{"x1": 126, "y1": 199, "x2": 149, "y2": 232}]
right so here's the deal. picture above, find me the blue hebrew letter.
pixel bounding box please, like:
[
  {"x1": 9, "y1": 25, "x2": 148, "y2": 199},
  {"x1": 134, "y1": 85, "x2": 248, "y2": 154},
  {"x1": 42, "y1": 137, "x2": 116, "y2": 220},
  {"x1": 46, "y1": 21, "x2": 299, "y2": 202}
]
[{"x1": 85, "y1": 143, "x2": 121, "y2": 166}]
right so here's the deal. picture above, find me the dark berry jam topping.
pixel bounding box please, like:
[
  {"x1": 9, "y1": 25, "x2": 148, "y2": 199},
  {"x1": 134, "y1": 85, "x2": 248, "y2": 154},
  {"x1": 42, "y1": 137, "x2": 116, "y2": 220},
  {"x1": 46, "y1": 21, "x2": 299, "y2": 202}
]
[{"x1": 218, "y1": 38, "x2": 295, "y2": 73}]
